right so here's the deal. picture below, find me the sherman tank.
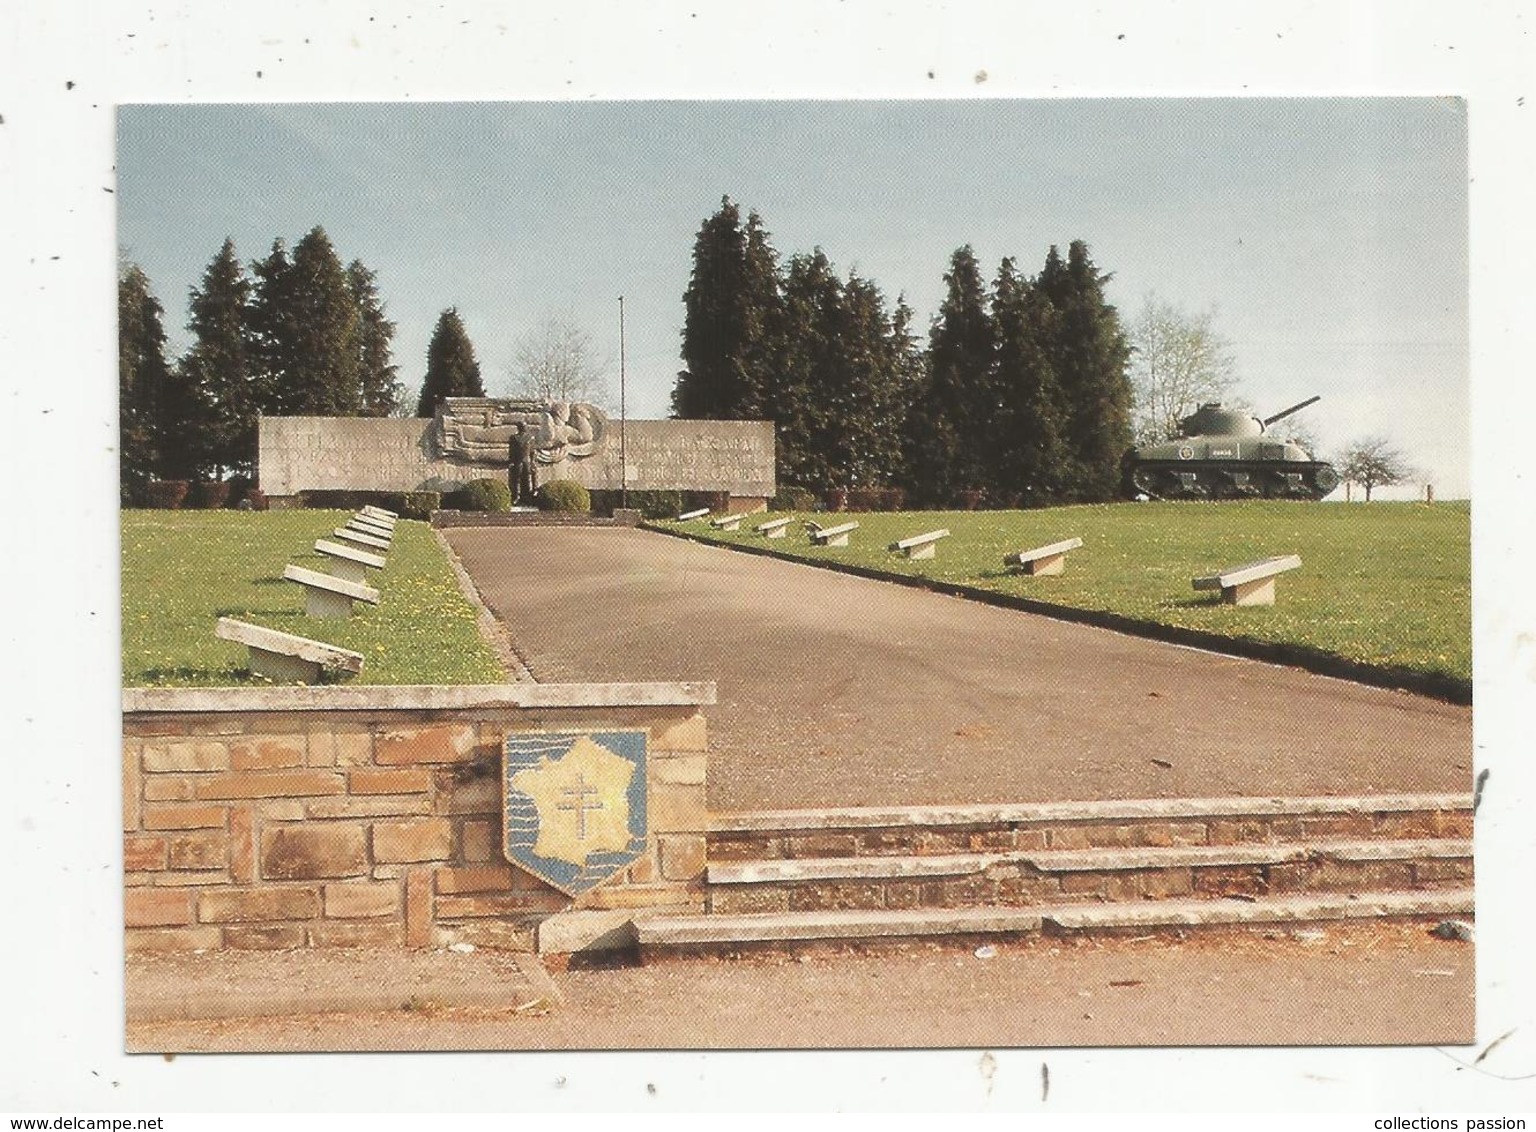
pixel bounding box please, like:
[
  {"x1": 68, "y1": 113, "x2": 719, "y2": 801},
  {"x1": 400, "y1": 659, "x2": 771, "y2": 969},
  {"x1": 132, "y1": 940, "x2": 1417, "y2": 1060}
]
[{"x1": 1122, "y1": 395, "x2": 1339, "y2": 500}]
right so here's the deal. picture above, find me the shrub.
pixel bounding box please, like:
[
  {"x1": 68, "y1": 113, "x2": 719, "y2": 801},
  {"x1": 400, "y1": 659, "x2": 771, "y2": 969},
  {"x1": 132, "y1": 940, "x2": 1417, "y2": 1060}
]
[
  {"x1": 146, "y1": 480, "x2": 190, "y2": 509},
  {"x1": 845, "y1": 486, "x2": 906, "y2": 512},
  {"x1": 536, "y1": 480, "x2": 591, "y2": 513},
  {"x1": 684, "y1": 490, "x2": 731, "y2": 515},
  {"x1": 390, "y1": 492, "x2": 440, "y2": 520},
  {"x1": 824, "y1": 488, "x2": 848, "y2": 512},
  {"x1": 770, "y1": 486, "x2": 817, "y2": 512},
  {"x1": 188, "y1": 480, "x2": 232, "y2": 509},
  {"x1": 455, "y1": 478, "x2": 512, "y2": 513},
  {"x1": 589, "y1": 489, "x2": 682, "y2": 520}
]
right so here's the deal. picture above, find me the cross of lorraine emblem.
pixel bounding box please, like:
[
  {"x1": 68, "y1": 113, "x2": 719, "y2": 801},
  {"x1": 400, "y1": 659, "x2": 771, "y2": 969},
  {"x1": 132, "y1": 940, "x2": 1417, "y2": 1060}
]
[{"x1": 502, "y1": 731, "x2": 648, "y2": 896}]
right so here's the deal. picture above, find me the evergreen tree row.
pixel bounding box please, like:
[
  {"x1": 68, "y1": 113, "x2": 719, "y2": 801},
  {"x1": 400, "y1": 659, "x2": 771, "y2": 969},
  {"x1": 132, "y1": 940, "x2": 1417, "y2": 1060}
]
[
  {"x1": 118, "y1": 227, "x2": 402, "y2": 499},
  {"x1": 673, "y1": 198, "x2": 1133, "y2": 507}
]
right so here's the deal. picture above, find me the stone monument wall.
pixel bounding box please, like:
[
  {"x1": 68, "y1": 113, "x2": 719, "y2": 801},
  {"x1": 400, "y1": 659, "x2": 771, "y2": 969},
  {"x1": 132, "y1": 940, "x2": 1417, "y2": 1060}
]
[
  {"x1": 122, "y1": 684, "x2": 710, "y2": 955},
  {"x1": 257, "y1": 415, "x2": 776, "y2": 502}
]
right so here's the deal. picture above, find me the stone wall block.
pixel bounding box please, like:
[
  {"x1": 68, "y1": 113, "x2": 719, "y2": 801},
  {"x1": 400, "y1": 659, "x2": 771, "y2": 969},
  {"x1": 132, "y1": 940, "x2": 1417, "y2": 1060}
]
[
  {"x1": 195, "y1": 770, "x2": 345, "y2": 800},
  {"x1": 323, "y1": 881, "x2": 401, "y2": 919},
  {"x1": 123, "y1": 741, "x2": 141, "y2": 832},
  {"x1": 124, "y1": 926, "x2": 223, "y2": 953},
  {"x1": 461, "y1": 819, "x2": 495, "y2": 864},
  {"x1": 375, "y1": 725, "x2": 477, "y2": 766},
  {"x1": 229, "y1": 806, "x2": 256, "y2": 884},
  {"x1": 261, "y1": 825, "x2": 369, "y2": 880},
  {"x1": 649, "y1": 782, "x2": 707, "y2": 833},
  {"x1": 143, "y1": 741, "x2": 230, "y2": 773},
  {"x1": 229, "y1": 735, "x2": 307, "y2": 771},
  {"x1": 648, "y1": 711, "x2": 707, "y2": 753},
  {"x1": 306, "y1": 796, "x2": 433, "y2": 819},
  {"x1": 405, "y1": 867, "x2": 432, "y2": 947},
  {"x1": 349, "y1": 767, "x2": 431, "y2": 795},
  {"x1": 575, "y1": 883, "x2": 696, "y2": 911},
  {"x1": 310, "y1": 921, "x2": 406, "y2": 949},
  {"x1": 659, "y1": 835, "x2": 707, "y2": 882},
  {"x1": 372, "y1": 818, "x2": 454, "y2": 863},
  {"x1": 225, "y1": 924, "x2": 307, "y2": 950},
  {"x1": 435, "y1": 774, "x2": 500, "y2": 816},
  {"x1": 125, "y1": 887, "x2": 193, "y2": 927},
  {"x1": 435, "y1": 892, "x2": 569, "y2": 918},
  {"x1": 199, "y1": 887, "x2": 321, "y2": 923},
  {"x1": 1414, "y1": 858, "x2": 1474, "y2": 883},
  {"x1": 143, "y1": 778, "x2": 194, "y2": 802},
  {"x1": 651, "y1": 755, "x2": 706, "y2": 787},
  {"x1": 435, "y1": 866, "x2": 516, "y2": 894},
  {"x1": 124, "y1": 835, "x2": 168, "y2": 872},
  {"x1": 143, "y1": 804, "x2": 228, "y2": 831},
  {"x1": 168, "y1": 831, "x2": 229, "y2": 871}
]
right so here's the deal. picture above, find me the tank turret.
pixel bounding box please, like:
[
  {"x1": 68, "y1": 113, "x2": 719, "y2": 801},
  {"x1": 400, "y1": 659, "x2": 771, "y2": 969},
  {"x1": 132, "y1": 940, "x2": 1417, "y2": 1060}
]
[{"x1": 1121, "y1": 395, "x2": 1338, "y2": 501}]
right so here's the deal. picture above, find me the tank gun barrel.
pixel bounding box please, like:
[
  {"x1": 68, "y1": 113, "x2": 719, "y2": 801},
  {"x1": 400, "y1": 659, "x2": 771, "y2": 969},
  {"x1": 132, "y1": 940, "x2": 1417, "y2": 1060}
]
[{"x1": 1262, "y1": 395, "x2": 1321, "y2": 428}]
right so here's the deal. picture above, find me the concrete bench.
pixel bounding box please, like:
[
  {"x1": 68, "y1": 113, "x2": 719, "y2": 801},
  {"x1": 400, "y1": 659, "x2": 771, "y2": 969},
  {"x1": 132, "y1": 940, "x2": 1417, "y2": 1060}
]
[
  {"x1": 677, "y1": 507, "x2": 711, "y2": 522},
  {"x1": 283, "y1": 564, "x2": 381, "y2": 618},
  {"x1": 810, "y1": 521, "x2": 859, "y2": 547},
  {"x1": 1192, "y1": 554, "x2": 1302, "y2": 606},
  {"x1": 348, "y1": 514, "x2": 395, "y2": 537},
  {"x1": 1004, "y1": 537, "x2": 1084, "y2": 576},
  {"x1": 756, "y1": 516, "x2": 796, "y2": 539},
  {"x1": 333, "y1": 526, "x2": 391, "y2": 552},
  {"x1": 215, "y1": 617, "x2": 364, "y2": 685},
  {"x1": 888, "y1": 528, "x2": 950, "y2": 560},
  {"x1": 710, "y1": 514, "x2": 745, "y2": 531},
  {"x1": 314, "y1": 539, "x2": 387, "y2": 585},
  {"x1": 361, "y1": 505, "x2": 397, "y2": 521}
]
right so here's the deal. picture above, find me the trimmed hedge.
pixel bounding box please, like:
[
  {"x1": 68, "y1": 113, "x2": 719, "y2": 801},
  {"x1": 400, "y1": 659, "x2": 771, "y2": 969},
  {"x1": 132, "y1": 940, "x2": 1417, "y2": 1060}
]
[
  {"x1": 771, "y1": 486, "x2": 817, "y2": 512},
  {"x1": 145, "y1": 480, "x2": 190, "y2": 509},
  {"x1": 536, "y1": 479, "x2": 592, "y2": 513},
  {"x1": 453, "y1": 478, "x2": 513, "y2": 513},
  {"x1": 296, "y1": 489, "x2": 441, "y2": 519},
  {"x1": 590, "y1": 489, "x2": 682, "y2": 520}
]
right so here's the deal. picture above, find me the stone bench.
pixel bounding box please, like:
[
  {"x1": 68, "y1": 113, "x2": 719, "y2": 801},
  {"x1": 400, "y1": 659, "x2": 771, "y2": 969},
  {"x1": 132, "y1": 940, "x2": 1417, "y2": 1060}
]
[
  {"x1": 348, "y1": 514, "x2": 395, "y2": 538},
  {"x1": 888, "y1": 528, "x2": 950, "y2": 560},
  {"x1": 710, "y1": 514, "x2": 745, "y2": 531},
  {"x1": 1004, "y1": 537, "x2": 1084, "y2": 576},
  {"x1": 314, "y1": 539, "x2": 387, "y2": 585},
  {"x1": 214, "y1": 617, "x2": 364, "y2": 685},
  {"x1": 809, "y1": 520, "x2": 859, "y2": 547},
  {"x1": 756, "y1": 516, "x2": 795, "y2": 539},
  {"x1": 677, "y1": 507, "x2": 710, "y2": 522},
  {"x1": 333, "y1": 526, "x2": 391, "y2": 552},
  {"x1": 360, "y1": 505, "x2": 397, "y2": 521},
  {"x1": 283, "y1": 564, "x2": 381, "y2": 618},
  {"x1": 1192, "y1": 554, "x2": 1302, "y2": 606}
]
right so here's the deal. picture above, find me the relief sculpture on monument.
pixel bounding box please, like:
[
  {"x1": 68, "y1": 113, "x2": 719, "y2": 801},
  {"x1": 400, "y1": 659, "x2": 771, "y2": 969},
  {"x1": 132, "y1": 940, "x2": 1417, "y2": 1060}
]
[{"x1": 434, "y1": 397, "x2": 609, "y2": 467}]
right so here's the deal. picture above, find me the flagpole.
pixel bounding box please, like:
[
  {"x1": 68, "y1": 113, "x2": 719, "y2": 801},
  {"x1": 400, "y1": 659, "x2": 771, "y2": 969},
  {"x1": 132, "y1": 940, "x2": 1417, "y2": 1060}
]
[{"x1": 619, "y1": 295, "x2": 627, "y2": 510}]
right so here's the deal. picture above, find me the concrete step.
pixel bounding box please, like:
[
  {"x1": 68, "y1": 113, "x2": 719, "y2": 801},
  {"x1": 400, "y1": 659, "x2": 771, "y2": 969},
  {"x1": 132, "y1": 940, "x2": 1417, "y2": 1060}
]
[
  {"x1": 704, "y1": 838, "x2": 1472, "y2": 915},
  {"x1": 637, "y1": 888, "x2": 1475, "y2": 954},
  {"x1": 707, "y1": 793, "x2": 1473, "y2": 863}
]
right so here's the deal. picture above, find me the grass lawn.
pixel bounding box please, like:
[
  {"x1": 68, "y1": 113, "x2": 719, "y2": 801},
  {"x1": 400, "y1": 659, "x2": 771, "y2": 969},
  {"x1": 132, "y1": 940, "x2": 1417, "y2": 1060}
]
[
  {"x1": 654, "y1": 500, "x2": 1471, "y2": 690},
  {"x1": 121, "y1": 510, "x2": 505, "y2": 687}
]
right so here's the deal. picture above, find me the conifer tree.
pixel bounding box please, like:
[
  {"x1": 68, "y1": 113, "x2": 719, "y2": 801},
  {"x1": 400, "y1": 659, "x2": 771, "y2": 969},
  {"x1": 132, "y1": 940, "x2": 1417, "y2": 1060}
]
[
  {"x1": 673, "y1": 197, "x2": 782, "y2": 420},
  {"x1": 183, "y1": 238, "x2": 254, "y2": 475},
  {"x1": 908, "y1": 246, "x2": 995, "y2": 505},
  {"x1": 990, "y1": 257, "x2": 1069, "y2": 506},
  {"x1": 247, "y1": 239, "x2": 296, "y2": 415},
  {"x1": 118, "y1": 263, "x2": 170, "y2": 500},
  {"x1": 247, "y1": 228, "x2": 362, "y2": 416},
  {"x1": 416, "y1": 308, "x2": 485, "y2": 416},
  {"x1": 1039, "y1": 241, "x2": 1133, "y2": 501},
  {"x1": 347, "y1": 260, "x2": 402, "y2": 417}
]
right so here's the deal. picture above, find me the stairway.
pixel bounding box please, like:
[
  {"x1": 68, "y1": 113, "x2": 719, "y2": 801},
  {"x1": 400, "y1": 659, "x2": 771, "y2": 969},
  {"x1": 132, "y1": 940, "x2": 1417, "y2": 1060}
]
[{"x1": 636, "y1": 793, "x2": 1473, "y2": 956}]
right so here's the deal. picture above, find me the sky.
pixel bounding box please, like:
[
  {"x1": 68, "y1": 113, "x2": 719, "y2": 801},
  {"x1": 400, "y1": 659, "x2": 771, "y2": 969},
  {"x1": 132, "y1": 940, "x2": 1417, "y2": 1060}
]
[{"x1": 117, "y1": 97, "x2": 1469, "y2": 498}]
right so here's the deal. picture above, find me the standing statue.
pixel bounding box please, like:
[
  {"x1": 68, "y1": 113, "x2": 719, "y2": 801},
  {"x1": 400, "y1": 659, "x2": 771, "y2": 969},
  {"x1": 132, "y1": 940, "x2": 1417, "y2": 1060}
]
[{"x1": 508, "y1": 421, "x2": 538, "y2": 504}]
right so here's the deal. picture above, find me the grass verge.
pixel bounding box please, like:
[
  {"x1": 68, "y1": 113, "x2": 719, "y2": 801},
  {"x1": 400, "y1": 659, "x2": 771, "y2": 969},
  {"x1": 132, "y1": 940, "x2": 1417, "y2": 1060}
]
[
  {"x1": 121, "y1": 510, "x2": 505, "y2": 687},
  {"x1": 651, "y1": 500, "x2": 1470, "y2": 699}
]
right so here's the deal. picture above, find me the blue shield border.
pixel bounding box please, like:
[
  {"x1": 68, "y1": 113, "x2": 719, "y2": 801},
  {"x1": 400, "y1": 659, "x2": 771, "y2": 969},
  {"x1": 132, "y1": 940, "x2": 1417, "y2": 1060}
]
[{"x1": 501, "y1": 730, "x2": 648, "y2": 897}]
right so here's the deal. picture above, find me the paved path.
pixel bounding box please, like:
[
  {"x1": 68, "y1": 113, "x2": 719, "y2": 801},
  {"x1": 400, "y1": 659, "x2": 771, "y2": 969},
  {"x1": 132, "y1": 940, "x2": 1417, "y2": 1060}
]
[{"x1": 444, "y1": 528, "x2": 1471, "y2": 813}]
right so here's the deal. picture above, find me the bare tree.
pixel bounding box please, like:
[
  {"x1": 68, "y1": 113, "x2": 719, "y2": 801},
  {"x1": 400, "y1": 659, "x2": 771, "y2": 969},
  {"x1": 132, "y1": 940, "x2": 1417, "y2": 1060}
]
[
  {"x1": 1337, "y1": 435, "x2": 1417, "y2": 501},
  {"x1": 1128, "y1": 296, "x2": 1241, "y2": 444},
  {"x1": 506, "y1": 315, "x2": 612, "y2": 408}
]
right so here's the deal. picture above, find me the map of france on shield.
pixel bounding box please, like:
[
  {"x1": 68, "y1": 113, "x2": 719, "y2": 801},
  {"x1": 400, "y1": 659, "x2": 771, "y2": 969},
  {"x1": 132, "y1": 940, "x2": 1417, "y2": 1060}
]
[{"x1": 502, "y1": 731, "x2": 648, "y2": 896}]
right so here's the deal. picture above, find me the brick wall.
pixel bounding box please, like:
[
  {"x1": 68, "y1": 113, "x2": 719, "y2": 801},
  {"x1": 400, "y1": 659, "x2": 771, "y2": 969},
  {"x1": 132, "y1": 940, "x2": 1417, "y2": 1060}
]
[{"x1": 122, "y1": 685, "x2": 711, "y2": 953}]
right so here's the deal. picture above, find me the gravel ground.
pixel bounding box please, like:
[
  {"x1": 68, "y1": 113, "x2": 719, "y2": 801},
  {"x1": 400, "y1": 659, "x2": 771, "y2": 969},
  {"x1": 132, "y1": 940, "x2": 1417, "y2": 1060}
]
[{"x1": 126, "y1": 923, "x2": 1473, "y2": 1052}]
